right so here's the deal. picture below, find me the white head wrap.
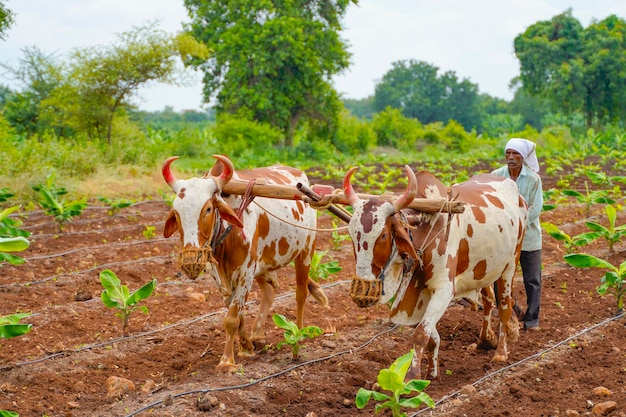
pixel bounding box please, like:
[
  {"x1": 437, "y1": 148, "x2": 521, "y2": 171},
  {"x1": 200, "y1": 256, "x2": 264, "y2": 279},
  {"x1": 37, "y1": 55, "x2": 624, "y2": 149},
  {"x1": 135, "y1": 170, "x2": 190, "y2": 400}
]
[{"x1": 505, "y1": 138, "x2": 539, "y2": 173}]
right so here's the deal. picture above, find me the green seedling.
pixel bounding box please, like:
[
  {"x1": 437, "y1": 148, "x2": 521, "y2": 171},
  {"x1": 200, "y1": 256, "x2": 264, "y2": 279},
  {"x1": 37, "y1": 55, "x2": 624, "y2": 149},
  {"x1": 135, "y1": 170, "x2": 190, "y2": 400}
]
[
  {"x1": 308, "y1": 250, "x2": 342, "y2": 281},
  {"x1": 0, "y1": 206, "x2": 30, "y2": 266},
  {"x1": 583, "y1": 205, "x2": 626, "y2": 255},
  {"x1": 561, "y1": 182, "x2": 615, "y2": 217},
  {"x1": 0, "y1": 313, "x2": 32, "y2": 339},
  {"x1": 564, "y1": 253, "x2": 625, "y2": 314},
  {"x1": 356, "y1": 349, "x2": 435, "y2": 417},
  {"x1": 100, "y1": 269, "x2": 156, "y2": 336},
  {"x1": 0, "y1": 187, "x2": 14, "y2": 203},
  {"x1": 330, "y1": 219, "x2": 351, "y2": 250},
  {"x1": 97, "y1": 196, "x2": 133, "y2": 216},
  {"x1": 272, "y1": 313, "x2": 324, "y2": 360},
  {"x1": 541, "y1": 222, "x2": 598, "y2": 254},
  {"x1": 32, "y1": 172, "x2": 87, "y2": 232},
  {"x1": 0, "y1": 409, "x2": 19, "y2": 416},
  {"x1": 142, "y1": 225, "x2": 156, "y2": 239}
]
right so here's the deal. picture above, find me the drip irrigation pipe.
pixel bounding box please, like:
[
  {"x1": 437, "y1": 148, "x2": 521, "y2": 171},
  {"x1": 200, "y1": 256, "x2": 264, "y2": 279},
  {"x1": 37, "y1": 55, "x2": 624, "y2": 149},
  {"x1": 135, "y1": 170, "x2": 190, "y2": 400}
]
[
  {"x1": 122, "y1": 323, "x2": 401, "y2": 417},
  {"x1": 410, "y1": 310, "x2": 626, "y2": 416},
  {"x1": 0, "y1": 280, "x2": 350, "y2": 372}
]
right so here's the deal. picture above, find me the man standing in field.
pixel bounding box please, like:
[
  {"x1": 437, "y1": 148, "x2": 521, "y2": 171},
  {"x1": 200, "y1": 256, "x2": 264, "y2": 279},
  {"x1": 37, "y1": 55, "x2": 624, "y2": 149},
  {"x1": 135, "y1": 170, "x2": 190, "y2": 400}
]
[{"x1": 492, "y1": 138, "x2": 543, "y2": 331}]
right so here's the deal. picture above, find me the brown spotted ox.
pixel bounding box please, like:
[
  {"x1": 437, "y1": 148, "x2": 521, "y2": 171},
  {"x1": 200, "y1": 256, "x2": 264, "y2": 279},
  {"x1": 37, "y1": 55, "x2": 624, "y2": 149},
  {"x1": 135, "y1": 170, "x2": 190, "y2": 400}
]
[
  {"x1": 343, "y1": 166, "x2": 528, "y2": 379},
  {"x1": 162, "y1": 155, "x2": 328, "y2": 372}
]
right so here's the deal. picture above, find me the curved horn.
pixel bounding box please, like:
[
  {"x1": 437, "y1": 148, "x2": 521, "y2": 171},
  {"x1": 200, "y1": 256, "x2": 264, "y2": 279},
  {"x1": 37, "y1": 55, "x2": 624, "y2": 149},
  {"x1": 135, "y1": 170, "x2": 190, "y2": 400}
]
[
  {"x1": 162, "y1": 156, "x2": 180, "y2": 189},
  {"x1": 393, "y1": 165, "x2": 417, "y2": 211},
  {"x1": 212, "y1": 154, "x2": 234, "y2": 189},
  {"x1": 342, "y1": 166, "x2": 360, "y2": 206}
]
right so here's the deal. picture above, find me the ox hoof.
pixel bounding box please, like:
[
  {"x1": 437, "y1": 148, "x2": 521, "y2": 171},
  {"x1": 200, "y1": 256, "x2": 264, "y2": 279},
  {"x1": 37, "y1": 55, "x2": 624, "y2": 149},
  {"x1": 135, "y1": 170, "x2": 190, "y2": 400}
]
[
  {"x1": 491, "y1": 353, "x2": 508, "y2": 363},
  {"x1": 237, "y1": 349, "x2": 256, "y2": 359},
  {"x1": 252, "y1": 339, "x2": 268, "y2": 350},
  {"x1": 215, "y1": 362, "x2": 237, "y2": 373}
]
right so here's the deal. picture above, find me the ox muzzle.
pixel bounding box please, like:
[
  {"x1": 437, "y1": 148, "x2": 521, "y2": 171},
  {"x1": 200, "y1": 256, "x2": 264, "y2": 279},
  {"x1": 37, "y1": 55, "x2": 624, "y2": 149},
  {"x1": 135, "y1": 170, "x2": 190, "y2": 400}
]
[
  {"x1": 349, "y1": 275, "x2": 382, "y2": 308},
  {"x1": 178, "y1": 246, "x2": 213, "y2": 280}
]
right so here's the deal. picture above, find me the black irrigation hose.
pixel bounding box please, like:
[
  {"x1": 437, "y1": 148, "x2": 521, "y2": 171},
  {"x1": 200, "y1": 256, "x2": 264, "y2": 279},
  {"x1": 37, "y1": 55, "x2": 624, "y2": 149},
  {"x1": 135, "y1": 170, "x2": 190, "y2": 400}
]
[
  {"x1": 123, "y1": 323, "x2": 402, "y2": 417},
  {"x1": 22, "y1": 237, "x2": 170, "y2": 261},
  {"x1": 0, "y1": 280, "x2": 351, "y2": 372},
  {"x1": 0, "y1": 255, "x2": 172, "y2": 289},
  {"x1": 409, "y1": 310, "x2": 626, "y2": 416}
]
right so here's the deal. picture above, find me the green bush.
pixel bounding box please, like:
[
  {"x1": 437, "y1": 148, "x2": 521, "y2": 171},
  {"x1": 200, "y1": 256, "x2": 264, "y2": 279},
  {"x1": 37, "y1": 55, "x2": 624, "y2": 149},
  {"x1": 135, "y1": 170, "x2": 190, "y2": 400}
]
[
  {"x1": 372, "y1": 107, "x2": 422, "y2": 150},
  {"x1": 332, "y1": 110, "x2": 376, "y2": 154}
]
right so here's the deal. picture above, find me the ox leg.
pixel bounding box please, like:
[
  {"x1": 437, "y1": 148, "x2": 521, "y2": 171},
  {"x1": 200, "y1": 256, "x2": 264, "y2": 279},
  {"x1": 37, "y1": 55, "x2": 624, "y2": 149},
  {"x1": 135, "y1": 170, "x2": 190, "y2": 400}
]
[
  {"x1": 293, "y1": 254, "x2": 312, "y2": 328},
  {"x1": 250, "y1": 273, "x2": 277, "y2": 349},
  {"x1": 217, "y1": 304, "x2": 242, "y2": 373},
  {"x1": 478, "y1": 286, "x2": 498, "y2": 349},
  {"x1": 409, "y1": 322, "x2": 441, "y2": 380},
  {"x1": 492, "y1": 276, "x2": 519, "y2": 363}
]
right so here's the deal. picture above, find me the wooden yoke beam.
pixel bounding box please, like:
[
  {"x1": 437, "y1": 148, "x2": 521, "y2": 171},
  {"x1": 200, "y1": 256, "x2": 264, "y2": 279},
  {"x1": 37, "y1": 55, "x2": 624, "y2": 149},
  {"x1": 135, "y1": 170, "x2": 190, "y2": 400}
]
[{"x1": 220, "y1": 179, "x2": 465, "y2": 214}]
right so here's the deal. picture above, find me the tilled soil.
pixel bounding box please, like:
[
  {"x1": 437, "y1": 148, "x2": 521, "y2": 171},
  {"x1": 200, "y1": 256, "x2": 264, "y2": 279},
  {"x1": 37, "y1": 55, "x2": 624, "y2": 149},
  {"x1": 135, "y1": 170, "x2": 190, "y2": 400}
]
[{"x1": 1, "y1": 168, "x2": 625, "y2": 417}]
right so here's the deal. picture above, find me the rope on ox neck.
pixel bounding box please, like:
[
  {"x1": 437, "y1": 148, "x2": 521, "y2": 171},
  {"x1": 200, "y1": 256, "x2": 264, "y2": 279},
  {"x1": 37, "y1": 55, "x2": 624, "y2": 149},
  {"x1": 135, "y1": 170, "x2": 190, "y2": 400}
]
[{"x1": 251, "y1": 200, "x2": 350, "y2": 232}]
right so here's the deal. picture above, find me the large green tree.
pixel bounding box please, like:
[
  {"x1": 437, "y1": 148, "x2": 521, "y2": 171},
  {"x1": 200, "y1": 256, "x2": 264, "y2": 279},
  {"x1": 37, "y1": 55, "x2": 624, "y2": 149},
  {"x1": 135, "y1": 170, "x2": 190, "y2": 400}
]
[
  {"x1": 44, "y1": 24, "x2": 209, "y2": 143},
  {"x1": 514, "y1": 10, "x2": 626, "y2": 128},
  {"x1": 373, "y1": 59, "x2": 482, "y2": 131},
  {"x1": 0, "y1": 0, "x2": 14, "y2": 40},
  {"x1": 184, "y1": 0, "x2": 356, "y2": 147}
]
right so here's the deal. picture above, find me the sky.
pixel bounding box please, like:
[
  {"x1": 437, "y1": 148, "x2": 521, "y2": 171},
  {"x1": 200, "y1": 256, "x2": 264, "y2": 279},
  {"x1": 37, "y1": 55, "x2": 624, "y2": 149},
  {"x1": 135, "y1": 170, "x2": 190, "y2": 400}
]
[{"x1": 2, "y1": 0, "x2": 626, "y2": 113}]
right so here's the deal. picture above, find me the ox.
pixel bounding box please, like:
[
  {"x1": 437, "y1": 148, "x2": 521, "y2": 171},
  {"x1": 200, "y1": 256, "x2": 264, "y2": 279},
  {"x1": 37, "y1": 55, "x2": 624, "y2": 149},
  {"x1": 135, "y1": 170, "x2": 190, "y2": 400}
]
[
  {"x1": 343, "y1": 166, "x2": 528, "y2": 379},
  {"x1": 162, "y1": 155, "x2": 328, "y2": 372}
]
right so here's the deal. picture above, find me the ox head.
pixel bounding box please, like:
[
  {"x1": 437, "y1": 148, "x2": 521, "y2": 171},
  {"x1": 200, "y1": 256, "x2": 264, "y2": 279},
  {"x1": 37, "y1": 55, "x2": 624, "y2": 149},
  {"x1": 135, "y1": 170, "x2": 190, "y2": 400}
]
[
  {"x1": 162, "y1": 155, "x2": 244, "y2": 279},
  {"x1": 343, "y1": 166, "x2": 419, "y2": 306}
]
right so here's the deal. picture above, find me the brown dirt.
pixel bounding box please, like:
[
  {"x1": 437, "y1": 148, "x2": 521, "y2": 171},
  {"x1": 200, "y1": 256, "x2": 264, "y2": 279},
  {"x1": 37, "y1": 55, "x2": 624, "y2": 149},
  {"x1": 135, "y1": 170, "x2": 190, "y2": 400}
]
[{"x1": 1, "y1": 165, "x2": 625, "y2": 417}]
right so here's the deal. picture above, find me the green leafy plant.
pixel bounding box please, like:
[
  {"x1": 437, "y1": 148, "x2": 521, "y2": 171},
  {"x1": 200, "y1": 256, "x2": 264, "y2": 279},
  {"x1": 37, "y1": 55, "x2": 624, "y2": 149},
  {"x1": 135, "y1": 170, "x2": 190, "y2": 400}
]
[
  {"x1": 0, "y1": 187, "x2": 15, "y2": 203},
  {"x1": 272, "y1": 313, "x2": 324, "y2": 360},
  {"x1": 541, "y1": 222, "x2": 598, "y2": 254},
  {"x1": 355, "y1": 349, "x2": 435, "y2": 416},
  {"x1": 99, "y1": 269, "x2": 156, "y2": 336},
  {"x1": 583, "y1": 205, "x2": 626, "y2": 255},
  {"x1": 0, "y1": 313, "x2": 32, "y2": 339},
  {"x1": 32, "y1": 172, "x2": 87, "y2": 232},
  {"x1": 142, "y1": 225, "x2": 156, "y2": 239},
  {"x1": 562, "y1": 182, "x2": 615, "y2": 217},
  {"x1": 330, "y1": 219, "x2": 351, "y2": 250},
  {"x1": 308, "y1": 250, "x2": 342, "y2": 281},
  {"x1": 0, "y1": 206, "x2": 31, "y2": 266},
  {"x1": 97, "y1": 196, "x2": 133, "y2": 216},
  {"x1": 564, "y1": 253, "x2": 625, "y2": 313},
  {"x1": 0, "y1": 410, "x2": 19, "y2": 417}
]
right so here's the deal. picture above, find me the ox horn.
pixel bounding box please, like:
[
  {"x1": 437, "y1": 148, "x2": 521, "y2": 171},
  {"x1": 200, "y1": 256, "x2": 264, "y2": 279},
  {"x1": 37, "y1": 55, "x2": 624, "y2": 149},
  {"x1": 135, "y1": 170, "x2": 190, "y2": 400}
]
[
  {"x1": 342, "y1": 166, "x2": 360, "y2": 206},
  {"x1": 212, "y1": 154, "x2": 234, "y2": 189},
  {"x1": 162, "y1": 156, "x2": 180, "y2": 189},
  {"x1": 392, "y1": 165, "x2": 418, "y2": 211}
]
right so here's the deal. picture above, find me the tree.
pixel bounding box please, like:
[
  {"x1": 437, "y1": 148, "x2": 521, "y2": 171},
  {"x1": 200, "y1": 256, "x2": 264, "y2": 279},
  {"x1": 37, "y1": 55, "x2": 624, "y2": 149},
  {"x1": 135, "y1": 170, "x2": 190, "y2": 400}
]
[
  {"x1": 373, "y1": 59, "x2": 482, "y2": 131},
  {"x1": 1, "y1": 47, "x2": 65, "y2": 137},
  {"x1": 184, "y1": 0, "x2": 356, "y2": 147},
  {"x1": 43, "y1": 23, "x2": 209, "y2": 143},
  {"x1": 0, "y1": 0, "x2": 14, "y2": 40},
  {"x1": 514, "y1": 10, "x2": 626, "y2": 128}
]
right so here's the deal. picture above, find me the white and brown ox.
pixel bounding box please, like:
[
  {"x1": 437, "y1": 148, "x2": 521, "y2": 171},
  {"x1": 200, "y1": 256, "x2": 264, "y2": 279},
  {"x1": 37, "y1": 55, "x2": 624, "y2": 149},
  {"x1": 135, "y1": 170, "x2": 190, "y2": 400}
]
[
  {"x1": 343, "y1": 166, "x2": 528, "y2": 379},
  {"x1": 162, "y1": 155, "x2": 328, "y2": 372}
]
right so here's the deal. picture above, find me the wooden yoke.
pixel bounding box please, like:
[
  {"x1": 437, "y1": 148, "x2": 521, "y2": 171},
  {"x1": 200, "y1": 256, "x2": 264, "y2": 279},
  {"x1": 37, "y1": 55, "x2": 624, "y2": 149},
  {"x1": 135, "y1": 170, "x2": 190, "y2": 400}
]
[{"x1": 221, "y1": 179, "x2": 466, "y2": 215}]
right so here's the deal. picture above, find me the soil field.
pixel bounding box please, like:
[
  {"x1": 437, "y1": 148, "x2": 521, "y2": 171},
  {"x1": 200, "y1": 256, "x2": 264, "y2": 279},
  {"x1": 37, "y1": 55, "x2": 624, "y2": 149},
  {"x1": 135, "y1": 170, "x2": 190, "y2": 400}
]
[{"x1": 1, "y1": 161, "x2": 625, "y2": 417}]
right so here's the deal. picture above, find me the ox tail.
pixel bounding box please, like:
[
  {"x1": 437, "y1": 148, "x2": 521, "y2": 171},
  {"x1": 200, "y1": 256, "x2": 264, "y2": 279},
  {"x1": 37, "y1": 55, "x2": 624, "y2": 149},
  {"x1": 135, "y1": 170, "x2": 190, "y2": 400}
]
[{"x1": 308, "y1": 279, "x2": 329, "y2": 308}]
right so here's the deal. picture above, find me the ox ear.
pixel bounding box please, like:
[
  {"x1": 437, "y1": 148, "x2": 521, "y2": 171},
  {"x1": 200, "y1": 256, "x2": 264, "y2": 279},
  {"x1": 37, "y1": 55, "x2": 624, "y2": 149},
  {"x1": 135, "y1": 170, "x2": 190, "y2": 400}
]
[
  {"x1": 164, "y1": 210, "x2": 179, "y2": 238},
  {"x1": 391, "y1": 218, "x2": 419, "y2": 261},
  {"x1": 215, "y1": 199, "x2": 244, "y2": 229}
]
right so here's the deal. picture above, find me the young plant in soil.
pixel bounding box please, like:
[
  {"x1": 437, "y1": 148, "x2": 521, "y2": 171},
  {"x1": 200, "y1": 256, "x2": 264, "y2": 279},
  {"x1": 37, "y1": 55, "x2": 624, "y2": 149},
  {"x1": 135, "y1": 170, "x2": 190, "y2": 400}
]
[
  {"x1": 541, "y1": 222, "x2": 597, "y2": 254},
  {"x1": 308, "y1": 250, "x2": 342, "y2": 281},
  {"x1": 32, "y1": 172, "x2": 87, "y2": 232},
  {"x1": 564, "y1": 253, "x2": 626, "y2": 314},
  {"x1": 583, "y1": 205, "x2": 626, "y2": 255},
  {"x1": 0, "y1": 207, "x2": 30, "y2": 266},
  {"x1": 97, "y1": 196, "x2": 133, "y2": 216},
  {"x1": 0, "y1": 313, "x2": 32, "y2": 417},
  {"x1": 0, "y1": 313, "x2": 32, "y2": 339},
  {"x1": 355, "y1": 349, "x2": 435, "y2": 417},
  {"x1": 99, "y1": 269, "x2": 157, "y2": 336},
  {"x1": 272, "y1": 313, "x2": 324, "y2": 360},
  {"x1": 561, "y1": 182, "x2": 614, "y2": 217}
]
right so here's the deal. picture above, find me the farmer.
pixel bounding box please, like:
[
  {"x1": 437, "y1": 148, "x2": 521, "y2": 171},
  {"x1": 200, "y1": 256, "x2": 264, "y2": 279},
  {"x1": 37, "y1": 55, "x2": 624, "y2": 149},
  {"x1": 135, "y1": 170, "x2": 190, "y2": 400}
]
[{"x1": 492, "y1": 138, "x2": 543, "y2": 331}]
